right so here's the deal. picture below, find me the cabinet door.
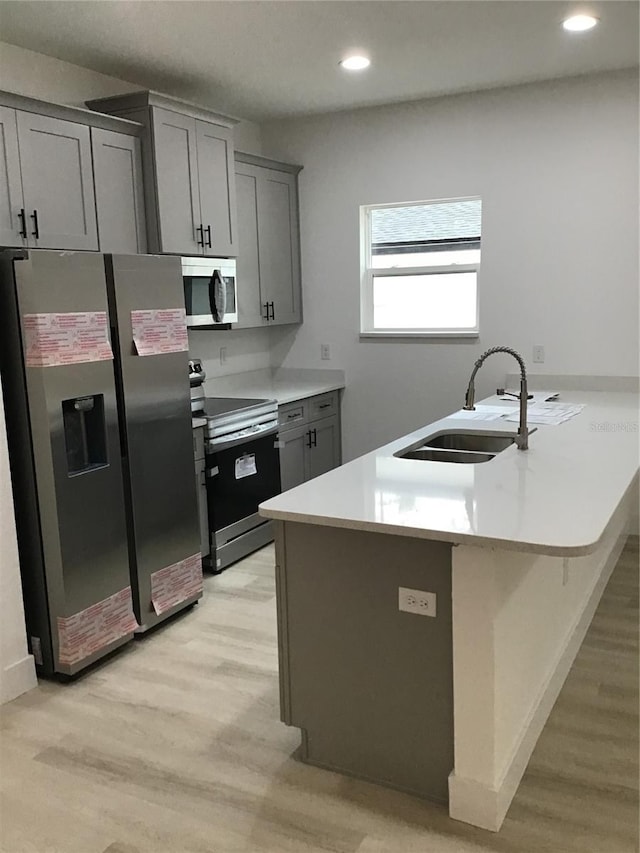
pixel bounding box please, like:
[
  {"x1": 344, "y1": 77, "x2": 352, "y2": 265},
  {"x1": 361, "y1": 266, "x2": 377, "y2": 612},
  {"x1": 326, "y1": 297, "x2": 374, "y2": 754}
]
[
  {"x1": 306, "y1": 415, "x2": 341, "y2": 482},
  {"x1": 279, "y1": 424, "x2": 308, "y2": 493},
  {"x1": 0, "y1": 107, "x2": 26, "y2": 248},
  {"x1": 151, "y1": 107, "x2": 202, "y2": 255},
  {"x1": 16, "y1": 112, "x2": 98, "y2": 250},
  {"x1": 196, "y1": 120, "x2": 237, "y2": 258},
  {"x1": 92, "y1": 129, "x2": 147, "y2": 254},
  {"x1": 258, "y1": 168, "x2": 301, "y2": 325},
  {"x1": 234, "y1": 167, "x2": 267, "y2": 328}
]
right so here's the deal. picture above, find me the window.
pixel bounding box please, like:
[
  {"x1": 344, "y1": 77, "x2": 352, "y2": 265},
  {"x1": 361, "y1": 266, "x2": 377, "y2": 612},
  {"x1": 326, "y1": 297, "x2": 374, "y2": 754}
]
[{"x1": 360, "y1": 197, "x2": 481, "y2": 337}]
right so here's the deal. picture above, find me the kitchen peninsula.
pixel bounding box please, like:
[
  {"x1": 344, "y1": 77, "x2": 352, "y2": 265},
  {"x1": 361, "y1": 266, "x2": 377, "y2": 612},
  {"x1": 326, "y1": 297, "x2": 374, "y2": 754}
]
[{"x1": 259, "y1": 389, "x2": 639, "y2": 831}]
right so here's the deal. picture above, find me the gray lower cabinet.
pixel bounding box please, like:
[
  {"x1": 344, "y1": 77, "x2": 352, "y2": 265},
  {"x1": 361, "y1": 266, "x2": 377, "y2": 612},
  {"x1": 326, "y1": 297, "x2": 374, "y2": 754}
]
[
  {"x1": 85, "y1": 92, "x2": 238, "y2": 258},
  {"x1": 278, "y1": 392, "x2": 341, "y2": 491},
  {"x1": 279, "y1": 423, "x2": 308, "y2": 492},
  {"x1": 193, "y1": 427, "x2": 210, "y2": 560},
  {"x1": 91, "y1": 128, "x2": 147, "y2": 254},
  {"x1": 235, "y1": 153, "x2": 302, "y2": 328},
  {"x1": 306, "y1": 415, "x2": 340, "y2": 481}
]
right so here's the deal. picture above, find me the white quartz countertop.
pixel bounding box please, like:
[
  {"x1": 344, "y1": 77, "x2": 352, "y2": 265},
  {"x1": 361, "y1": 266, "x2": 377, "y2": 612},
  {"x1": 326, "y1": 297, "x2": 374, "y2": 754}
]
[
  {"x1": 203, "y1": 368, "x2": 345, "y2": 406},
  {"x1": 260, "y1": 391, "x2": 639, "y2": 556}
]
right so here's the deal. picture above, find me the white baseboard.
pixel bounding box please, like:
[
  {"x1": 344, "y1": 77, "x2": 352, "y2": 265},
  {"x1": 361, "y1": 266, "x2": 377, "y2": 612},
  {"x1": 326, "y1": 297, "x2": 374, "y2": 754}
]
[
  {"x1": 0, "y1": 654, "x2": 37, "y2": 705},
  {"x1": 449, "y1": 528, "x2": 626, "y2": 832}
]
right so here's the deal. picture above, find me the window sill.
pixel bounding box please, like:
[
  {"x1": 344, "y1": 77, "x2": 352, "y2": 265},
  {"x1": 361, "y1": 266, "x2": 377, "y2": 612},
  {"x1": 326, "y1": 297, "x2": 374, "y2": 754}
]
[{"x1": 360, "y1": 331, "x2": 480, "y2": 341}]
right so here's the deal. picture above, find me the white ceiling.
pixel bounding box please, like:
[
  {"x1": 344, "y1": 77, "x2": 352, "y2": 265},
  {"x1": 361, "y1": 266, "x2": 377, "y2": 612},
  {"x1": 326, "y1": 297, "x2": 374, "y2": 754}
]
[{"x1": 0, "y1": 1, "x2": 637, "y2": 121}]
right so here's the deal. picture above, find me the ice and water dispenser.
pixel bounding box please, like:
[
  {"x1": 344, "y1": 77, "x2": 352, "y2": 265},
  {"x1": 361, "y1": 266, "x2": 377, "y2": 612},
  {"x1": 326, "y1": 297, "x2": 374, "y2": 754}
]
[{"x1": 62, "y1": 394, "x2": 108, "y2": 475}]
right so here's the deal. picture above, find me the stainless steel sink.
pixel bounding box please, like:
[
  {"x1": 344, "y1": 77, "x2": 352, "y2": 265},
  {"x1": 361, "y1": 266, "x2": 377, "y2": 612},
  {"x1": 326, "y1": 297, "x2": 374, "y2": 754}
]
[
  {"x1": 395, "y1": 430, "x2": 517, "y2": 464},
  {"x1": 424, "y1": 432, "x2": 515, "y2": 453},
  {"x1": 399, "y1": 448, "x2": 495, "y2": 464}
]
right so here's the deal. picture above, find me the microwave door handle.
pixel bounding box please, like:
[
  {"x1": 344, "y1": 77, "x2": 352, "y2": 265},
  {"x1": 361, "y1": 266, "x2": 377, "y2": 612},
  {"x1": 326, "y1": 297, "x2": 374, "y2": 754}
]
[{"x1": 208, "y1": 270, "x2": 222, "y2": 323}]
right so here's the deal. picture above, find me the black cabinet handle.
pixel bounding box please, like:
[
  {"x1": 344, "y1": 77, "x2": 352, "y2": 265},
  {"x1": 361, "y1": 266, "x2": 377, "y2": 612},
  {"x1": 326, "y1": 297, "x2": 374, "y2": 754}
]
[
  {"x1": 205, "y1": 225, "x2": 212, "y2": 248},
  {"x1": 31, "y1": 210, "x2": 39, "y2": 240},
  {"x1": 18, "y1": 209, "x2": 27, "y2": 239},
  {"x1": 262, "y1": 302, "x2": 270, "y2": 321},
  {"x1": 312, "y1": 428, "x2": 317, "y2": 447},
  {"x1": 318, "y1": 403, "x2": 331, "y2": 410},
  {"x1": 269, "y1": 301, "x2": 275, "y2": 321},
  {"x1": 306, "y1": 430, "x2": 312, "y2": 448},
  {"x1": 196, "y1": 225, "x2": 205, "y2": 247}
]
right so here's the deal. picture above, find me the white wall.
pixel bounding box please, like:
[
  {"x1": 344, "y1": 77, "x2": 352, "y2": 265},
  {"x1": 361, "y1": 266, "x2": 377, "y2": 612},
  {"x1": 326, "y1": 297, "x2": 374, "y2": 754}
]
[
  {"x1": 188, "y1": 327, "x2": 273, "y2": 393},
  {"x1": 0, "y1": 380, "x2": 37, "y2": 704},
  {"x1": 0, "y1": 41, "x2": 263, "y2": 154},
  {"x1": 262, "y1": 70, "x2": 639, "y2": 461}
]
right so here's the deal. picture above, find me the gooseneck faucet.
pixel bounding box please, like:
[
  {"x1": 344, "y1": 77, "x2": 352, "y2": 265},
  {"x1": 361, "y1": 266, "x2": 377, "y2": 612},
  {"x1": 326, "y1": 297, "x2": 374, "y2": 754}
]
[{"x1": 463, "y1": 346, "x2": 529, "y2": 450}]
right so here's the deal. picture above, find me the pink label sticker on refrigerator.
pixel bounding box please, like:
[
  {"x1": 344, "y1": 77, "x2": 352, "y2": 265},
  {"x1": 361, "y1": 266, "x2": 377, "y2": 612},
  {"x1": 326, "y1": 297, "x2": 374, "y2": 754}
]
[
  {"x1": 57, "y1": 586, "x2": 138, "y2": 667},
  {"x1": 150, "y1": 553, "x2": 203, "y2": 616},
  {"x1": 131, "y1": 308, "x2": 188, "y2": 356},
  {"x1": 23, "y1": 312, "x2": 113, "y2": 367}
]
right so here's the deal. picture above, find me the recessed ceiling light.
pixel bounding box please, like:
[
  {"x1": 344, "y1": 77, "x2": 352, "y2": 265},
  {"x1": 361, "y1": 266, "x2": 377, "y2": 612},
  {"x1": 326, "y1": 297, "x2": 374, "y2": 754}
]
[
  {"x1": 562, "y1": 14, "x2": 599, "y2": 32},
  {"x1": 340, "y1": 55, "x2": 371, "y2": 71}
]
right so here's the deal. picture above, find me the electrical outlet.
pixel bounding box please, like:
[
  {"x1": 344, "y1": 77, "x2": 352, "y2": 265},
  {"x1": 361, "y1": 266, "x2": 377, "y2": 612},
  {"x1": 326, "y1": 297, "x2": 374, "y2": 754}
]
[
  {"x1": 398, "y1": 587, "x2": 437, "y2": 617},
  {"x1": 320, "y1": 343, "x2": 331, "y2": 360},
  {"x1": 533, "y1": 345, "x2": 545, "y2": 364},
  {"x1": 220, "y1": 346, "x2": 227, "y2": 365}
]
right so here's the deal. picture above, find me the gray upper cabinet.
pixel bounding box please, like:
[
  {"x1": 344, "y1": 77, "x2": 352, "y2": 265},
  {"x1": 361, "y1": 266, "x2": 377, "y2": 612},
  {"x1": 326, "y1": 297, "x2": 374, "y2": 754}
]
[
  {"x1": 0, "y1": 91, "x2": 144, "y2": 253},
  {"x1": 152, "y1": 108, "x2": 201, "y2": 256},
  {"x1": 0, "y1": 106, "x2": 25, "y2": 248},
  {"x1": 235, "y1": 153, "x2": 302, "y2": 328},
  {"x1": 86, "y1": 91, "x2": 238, "y2": 258},
  {"x1": 196, "y1": 120, "x2": 237, "y2": 257},
  {"x1": 16, "y1": 112, "x2": 98, "y2": 251},
  {"x1": 91, "y1": 128, "x2": 147, "y2": 254},
  {"x1": 235, "y1": 170, "x2": 265, "y2": 328}
]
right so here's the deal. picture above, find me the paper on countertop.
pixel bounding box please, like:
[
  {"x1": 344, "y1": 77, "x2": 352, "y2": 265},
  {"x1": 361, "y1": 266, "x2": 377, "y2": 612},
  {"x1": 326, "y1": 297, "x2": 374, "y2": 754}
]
[
  {"x1": 449, "y1": 407, "x2": 507, "y2": 422},
  {"x1": 503, "y1": 403, "x2": 585, "y2": 425},
  {"x1": 498, "y1": 390, "x2": 560, "y2": 404}
]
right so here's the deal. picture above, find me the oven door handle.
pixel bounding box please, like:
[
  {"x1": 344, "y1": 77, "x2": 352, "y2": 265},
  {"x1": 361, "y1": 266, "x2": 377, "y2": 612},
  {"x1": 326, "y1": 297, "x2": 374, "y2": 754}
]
[{"x1": 206, "y1": 423, "x2": 279, "y2": 454}]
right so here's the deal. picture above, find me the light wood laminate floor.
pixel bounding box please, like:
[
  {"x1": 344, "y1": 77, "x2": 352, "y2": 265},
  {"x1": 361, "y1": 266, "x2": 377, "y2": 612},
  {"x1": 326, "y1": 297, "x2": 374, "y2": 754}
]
[{"x1": 1, "y1": 538, "x2": 637, "y2": 853}]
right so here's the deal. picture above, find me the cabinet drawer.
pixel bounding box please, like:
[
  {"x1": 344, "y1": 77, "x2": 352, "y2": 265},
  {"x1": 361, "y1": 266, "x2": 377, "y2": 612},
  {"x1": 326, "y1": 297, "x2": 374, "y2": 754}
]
[
  {"x1": 279, "y1": 402, "x2": 307, "y2": 429},
  {"x1": 308, "y1": 392, "x2": 338, "y2": 421},
  {"x1": 193, "y1": 426, "x2": 205, "y2": 461}
]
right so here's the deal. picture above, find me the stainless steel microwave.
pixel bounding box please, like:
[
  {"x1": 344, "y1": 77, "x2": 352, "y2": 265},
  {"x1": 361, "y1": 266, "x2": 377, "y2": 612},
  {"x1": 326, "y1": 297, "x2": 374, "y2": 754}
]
[{"x1": 182, "y1": 256, "x2": 238, "y2": 328}]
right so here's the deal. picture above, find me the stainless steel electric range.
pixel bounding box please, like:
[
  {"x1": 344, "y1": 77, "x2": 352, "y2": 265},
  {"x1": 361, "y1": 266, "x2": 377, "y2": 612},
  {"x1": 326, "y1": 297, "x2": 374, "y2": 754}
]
[{"x1": 189, "y1": 363, "x2": 281, "y2": 572}]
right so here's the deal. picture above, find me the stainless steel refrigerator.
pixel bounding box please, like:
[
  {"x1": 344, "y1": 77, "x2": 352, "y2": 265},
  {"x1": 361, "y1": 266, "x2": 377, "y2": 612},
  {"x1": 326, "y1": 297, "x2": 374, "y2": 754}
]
[{"x1": 0, "y1": 250, "x2": 201, "y2": 677}]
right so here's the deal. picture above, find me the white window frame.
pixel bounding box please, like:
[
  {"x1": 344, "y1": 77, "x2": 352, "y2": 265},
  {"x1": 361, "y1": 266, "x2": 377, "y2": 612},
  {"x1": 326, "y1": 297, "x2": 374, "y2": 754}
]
[{"x1": 360, "y1": 197, "x2": 481, "y2": 338}]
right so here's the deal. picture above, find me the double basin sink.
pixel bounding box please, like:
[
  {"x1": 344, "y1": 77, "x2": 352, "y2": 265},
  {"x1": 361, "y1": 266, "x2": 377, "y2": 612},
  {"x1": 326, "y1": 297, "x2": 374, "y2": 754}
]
[{"x1": 396, "y1": 431, "x2": 516, "y2": 464}]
